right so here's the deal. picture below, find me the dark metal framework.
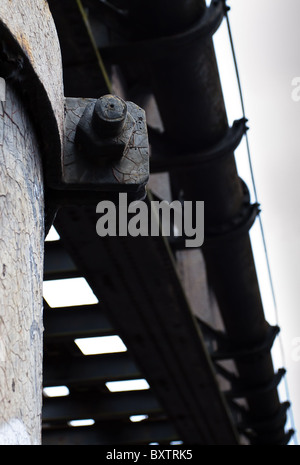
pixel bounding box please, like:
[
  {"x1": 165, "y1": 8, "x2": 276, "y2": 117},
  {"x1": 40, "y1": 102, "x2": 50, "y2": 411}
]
[{"x1": 42, "y1": 0, "x2": 294, "y2": 445}]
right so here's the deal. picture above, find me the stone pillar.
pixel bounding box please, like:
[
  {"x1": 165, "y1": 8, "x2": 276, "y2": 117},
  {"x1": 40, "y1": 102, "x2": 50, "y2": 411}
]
[
  {"x1": 0, "y1": 0, "x2": 64, "y2": 444},
  {"x1": 0, "y1": 82, "x2": 44, "y2": 445}
]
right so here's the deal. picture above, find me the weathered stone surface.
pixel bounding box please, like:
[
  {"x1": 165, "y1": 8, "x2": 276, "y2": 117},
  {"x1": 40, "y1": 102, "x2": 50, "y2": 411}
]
[
  {"x1": 0, "y1": 82, "x2": 44, "y2": 445},
  {"x1": 0, "y1": 0, "x2": 64, "y2": 146},
  {"x1": 0, "y1": 1, "x2": 65, "y2": 444}
]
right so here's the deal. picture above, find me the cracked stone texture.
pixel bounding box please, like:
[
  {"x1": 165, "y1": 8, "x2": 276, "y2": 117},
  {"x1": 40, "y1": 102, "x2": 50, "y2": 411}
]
[
  {"x1": 0, "y1": 0, "x2": 64, "y2": 146},
  {"x1": 0, "y1": 82, "x2": 44, "y2": 444}
]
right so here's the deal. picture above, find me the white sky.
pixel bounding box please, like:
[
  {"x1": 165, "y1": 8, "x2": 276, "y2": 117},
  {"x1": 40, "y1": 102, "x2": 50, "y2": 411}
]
[{"x1": 213, "y1": 0, "x2": 300, "y2": 444}]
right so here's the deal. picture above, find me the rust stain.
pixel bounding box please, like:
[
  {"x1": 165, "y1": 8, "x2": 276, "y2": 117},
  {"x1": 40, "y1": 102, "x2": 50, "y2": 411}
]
[{"x1": 15, "y1": 32, "x2": 34, "y2": 66}]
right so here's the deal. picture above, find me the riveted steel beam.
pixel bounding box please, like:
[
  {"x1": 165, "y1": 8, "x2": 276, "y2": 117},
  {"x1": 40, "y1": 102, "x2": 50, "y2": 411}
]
[
  {"x1": 43, "y1": 303, "x2": 114, "y2": 341},
  {"x1": 42, "y1": 390, "x2": 163, "y2": 422},
  {"x1": 42, "y1": 420, "x2": 179, "y2": 445},
  {"x1": 43, "y1": 352, "x2": 142, "y2": 387}
]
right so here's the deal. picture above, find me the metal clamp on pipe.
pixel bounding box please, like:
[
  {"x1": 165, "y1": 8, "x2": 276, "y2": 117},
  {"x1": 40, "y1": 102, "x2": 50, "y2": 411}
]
[
  {"x1": 203, "y1": 179, "x2": 260, "y2": 246},
  {"x1": 169, "y1": 179, "x2": 259, "y2": 251},
  {"x1": 225, "y1": 368, "x2": 286, "y2": 401},
  {"x1": 211, "y1": 324, "x2": 280, "y2": 362},
  {"x1": 99, "y1": 0, "x2": 226, "y2": 64},
  {"x1": 238, "y1": 401, "x2": 291, "y2": 439},
  {"x1": 150, "y1": 118, "x2": 248, "y2": 172}
]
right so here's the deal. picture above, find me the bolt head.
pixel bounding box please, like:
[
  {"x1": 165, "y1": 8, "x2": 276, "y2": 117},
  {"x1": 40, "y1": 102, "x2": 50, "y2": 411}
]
[
  {"x1": 75, "y1": 97, "x2": 135, "y2": 164},
  {"x1": 93, "y1": 94, "x2": 127, "y2": 138}
]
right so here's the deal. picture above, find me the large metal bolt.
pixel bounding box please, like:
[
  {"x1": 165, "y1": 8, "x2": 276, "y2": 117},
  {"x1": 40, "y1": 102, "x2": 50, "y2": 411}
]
[{"x1": 92, "y1": 94, "x2": 127, "y2": 138}]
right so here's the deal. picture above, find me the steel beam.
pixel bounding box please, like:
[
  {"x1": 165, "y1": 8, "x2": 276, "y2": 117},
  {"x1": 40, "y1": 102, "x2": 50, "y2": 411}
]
[
  {"x1": 44, "y1": 241, "x2": 79, "y2": 280},
  {"x1": 42, "y1": 420, "x2": 179, "y2": 445},
  {"x1": 42, "y1": 390, "x2": 162, "y2": 422},
  {"x1": 43, "y1": 304, "x2": 114, "y2": 341},
  {"x1": 53, "y1": 204, "x2": 239, "y2": 445},
  {"x1": 43, "y1": 353, "x2": 142, "y2": 386}
]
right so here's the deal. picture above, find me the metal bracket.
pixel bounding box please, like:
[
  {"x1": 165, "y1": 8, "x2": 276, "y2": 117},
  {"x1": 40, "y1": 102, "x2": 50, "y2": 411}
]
[
  {"x1": 53, "y1": 95, "x2": 149, "y2": 195},
  {"x1": 45, "y1": 94, "x2": 150, "y2": 233}
]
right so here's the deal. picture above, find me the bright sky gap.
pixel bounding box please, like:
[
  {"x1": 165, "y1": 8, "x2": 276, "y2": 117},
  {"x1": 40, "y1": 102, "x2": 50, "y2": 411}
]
[
  {"x1": 43, "y1": 277, "x2": 98, "y2": 308},
  {"x1": 74, "y1": 335, "x2": 127, "y2": 355}
]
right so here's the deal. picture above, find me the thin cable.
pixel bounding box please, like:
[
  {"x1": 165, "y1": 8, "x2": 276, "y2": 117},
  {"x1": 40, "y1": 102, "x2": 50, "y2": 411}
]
[
  {"x1": 225, "y1": 7, "x2": 278, "y2": 322},
  {"x1": 224, "y1": 3, "x2": 298, "y2": 444}
]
